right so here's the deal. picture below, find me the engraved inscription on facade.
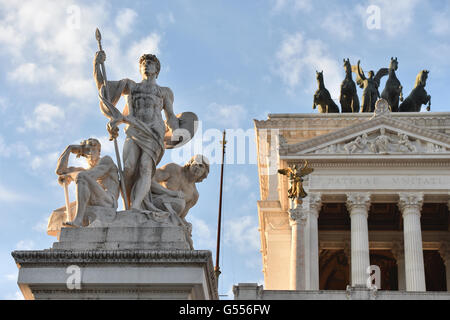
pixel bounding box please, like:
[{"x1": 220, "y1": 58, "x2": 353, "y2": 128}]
[{"x1": 310, "y1": 175, "x2": 449, "y2": 190}]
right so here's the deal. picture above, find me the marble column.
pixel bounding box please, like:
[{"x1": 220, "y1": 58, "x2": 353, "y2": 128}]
[
  {"x1": 392, "y1": 241, "x2": 406, "y2": 291},
  {"x1": 307, "y1": 193, "x2": 322, "y2": 290},
  {"x1": 346, "y1": 193, "x2": 371, "y2": 287},
  {"x1": 289, "y1": 207, "x2": 307, "y2": 290},
  {"x1": 439, "y1": 242, "x2": 450, "y2": 292},
  {"x1": 398, "y1": 192, "x2": 426, "y2": 292}
]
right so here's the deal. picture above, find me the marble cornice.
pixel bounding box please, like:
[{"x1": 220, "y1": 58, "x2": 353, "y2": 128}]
[
  {"x1": 279, "y1": 116, "x2": 450, "y2": 156},
  {"x1": 12, "y1": 249, "x2": 213, "y2": 264},
  {"x1": 254, "y1": 112, "x2": 450, "y2": 130},
  {"x1": 284, "y1": 159, "x2": 450, "y2": 167}
]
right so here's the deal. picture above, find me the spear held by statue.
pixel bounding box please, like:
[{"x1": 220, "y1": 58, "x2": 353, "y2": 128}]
[{"x1": 94, "y1": 28, "x2": 129, "y2": 210}]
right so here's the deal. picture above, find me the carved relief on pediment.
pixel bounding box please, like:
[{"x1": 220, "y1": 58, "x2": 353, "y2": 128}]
[{"x1": 310, "y1": 127, "x2": 449, "y2": 155}]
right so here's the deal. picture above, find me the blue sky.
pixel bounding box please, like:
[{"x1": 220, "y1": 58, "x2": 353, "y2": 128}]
[{"x1": 0, "y1": 0, "x2": 449, "y2": 299}]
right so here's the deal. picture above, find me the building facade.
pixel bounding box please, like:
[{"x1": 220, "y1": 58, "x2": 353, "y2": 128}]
[{"x1": 234, "y1": 103, "x2": 450, "y2": 299}]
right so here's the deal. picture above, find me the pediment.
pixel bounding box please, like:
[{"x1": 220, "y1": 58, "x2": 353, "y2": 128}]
[{"x1": 279, "y1": 115, "x2": 450, "y2": 157}]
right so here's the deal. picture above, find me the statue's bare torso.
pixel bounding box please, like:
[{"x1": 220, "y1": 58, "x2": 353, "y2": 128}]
[{"x1": 124, "y1": 81, "x2": 169, "y2": 136}]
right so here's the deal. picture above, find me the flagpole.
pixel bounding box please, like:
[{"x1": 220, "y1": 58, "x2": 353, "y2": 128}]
[{"x1": 215, "y1": 130, "x2": 226, "y2": 284}]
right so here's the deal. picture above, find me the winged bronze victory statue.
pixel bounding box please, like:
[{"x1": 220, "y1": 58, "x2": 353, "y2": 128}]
[{"x1": 278, "y1": 160, "x2": 314, "y2": 205}]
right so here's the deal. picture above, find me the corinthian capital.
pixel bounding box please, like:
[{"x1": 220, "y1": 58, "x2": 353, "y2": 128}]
[
  {"x1": 309, "y1": 193, "x2": 322, "y2": 217},
  {"x1": 346, "y1": 192, "x2": 371, "y2": 215},
  {"x1": 398, "y1": 192, "x2": 423, "y2": 216},
  {"x1": 288, "y1": 207, "x2": 308, "y2": 226}
]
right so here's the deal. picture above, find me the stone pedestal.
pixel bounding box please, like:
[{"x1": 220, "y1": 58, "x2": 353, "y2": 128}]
[
  {"x1": 53, "y1": 226, "x2": 191, "y2": 250},
  {"x1": 13, "y1": 210, "x2": 217, "y2": 300},
  {"x1": 12, "y1": 249, "x2": 218, "y2": 300}
]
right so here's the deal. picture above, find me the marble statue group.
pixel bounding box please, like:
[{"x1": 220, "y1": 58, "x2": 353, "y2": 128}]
[
  {"x1": 313, "y1": 57, "x2": 431, "y2": 113},
  {"x1": 47, "y1": 30, "x2": 208, "y2": 248}
]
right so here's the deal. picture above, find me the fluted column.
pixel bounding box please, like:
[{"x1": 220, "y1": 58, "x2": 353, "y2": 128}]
[
  {"x1": 392, "y1": 241, "x2": 406, "y2": 290},
  {"x1": 439, "y1": 242, "x2": 450, "y2": 291},
  {"x1": 346, "y1": 192, "x2": 371, "y2": 287},
  {"x1": 289, "y1": 208, "x2": 307, "y2": 290},
  {"x1": 398, "y1": 192, "x2": 425, "y2": 292},
  {"x1": 307, "y1": 193, "x2": 322, "y2": 290}
]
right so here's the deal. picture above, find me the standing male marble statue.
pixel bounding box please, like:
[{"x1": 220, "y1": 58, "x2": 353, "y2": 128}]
[
  {"x1": 57, "y1": 138, "x2": 119, "y2": 227},
  {"x1": 94, "y1": 51, "x2": 180, "y2": 210}
]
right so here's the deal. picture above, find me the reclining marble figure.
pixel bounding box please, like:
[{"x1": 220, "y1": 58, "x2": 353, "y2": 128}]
[{"x1": 145, "y1": 155, "x2": 210, "y2": 227}]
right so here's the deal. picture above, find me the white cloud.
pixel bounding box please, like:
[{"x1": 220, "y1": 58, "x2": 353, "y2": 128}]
[
  {"x1": 32, "y1": 215, "x2": 49, "y2": 233},
  {"x1": 0, "y1": 1, "x2": 130, "y2": 101},
  {"x1": 293, "y1": 0, "x2": 313, "y2": 12},
  {"x1": 321, "y1": 11, "x2": 354, "y2": 40},
  {"x1": 0, "y1": 182, "x2": 26, "y2": 203},
  {"x1": 216, "y1": 79, "x2": 242, "y2": 94},
  {"x1": 15, "y1": 240, "x2": 35, "y2": 250},
  {"x1": 115, "y1": 8, "x2": 138, "y2": 35},
  {"x1": 57, "y1": 77, "x2": 95, "y2": 99},
  {"x1": 430, "y1": 6, "x2": 450, "y2": 36},
  {"x1": 0, "y1": 0, "x2": 160, "y2": 100},
  {"x1": 224, "y1": 216, "x2": 260, "y2": 254},
  {"x1": 206, "y1": 103, "x2": 247, "y2": 129},
  {"x1": 8, "y1": 63, "x2": 56, "y2": 84},
  {"x1": 357, "y1": 0, "x2": 420, "y2": 37},
  {"x1": 0, "y1": 1, "x2": 164, "y2": 103},
  {"x1": 125, "y1": 33, "x2": 161, "y2": 79},
  {"x1": 0, "y1": 97, "x2": 7, "y2": 112},
  {"x1": 189, "y1": 215, "x2": 216, "y2": 250},
  {"x1": 225, "y1": 173, "x2": 252, "y2": 191},
  {"x1": 0, "y1": 135, "x2": 31, "y2": 158},
  {"x1": 4, "y1": 273, "x2": 17, "y2": 281},
  {"x1": 30, "y1": 151, "x2": 59, "y2": 171},
  {"x1": 275, "y1": 32, "x2": 341, "y2": 99},
  {"x1": 4, "y1": 291, "x2": 24, "y2": 300},
  {"x1": 272, "y1": 0, "x2": 312, "y2": 13},
  {"x1": 23, "y1": 103, "x2": 65, "y2": 132},
  {"x1": 157, "y1": 11, "x2": 176, "y2": 28}
]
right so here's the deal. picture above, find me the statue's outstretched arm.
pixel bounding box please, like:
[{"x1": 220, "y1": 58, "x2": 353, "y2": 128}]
[
  {"x1": 356, "y1": 61, "x2": 365, "y2": 81},
  {"x1": 352, "y1": 61, "x2": 365, "y2": 89}
]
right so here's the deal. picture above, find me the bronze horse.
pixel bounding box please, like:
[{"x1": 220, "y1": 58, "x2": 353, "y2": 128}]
[
  {"x1": 381, "y1": 57, "x2": 403, "y2": 112},
  {"x1": 313, "y1": 71, "x2": 340, "y2": 113},
  {"x1": 399, "y1": 70, "x2": 431, "y2": 112},
  {"x1": 340, "y1": 58, "x2": 359, "y2": 113}
]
